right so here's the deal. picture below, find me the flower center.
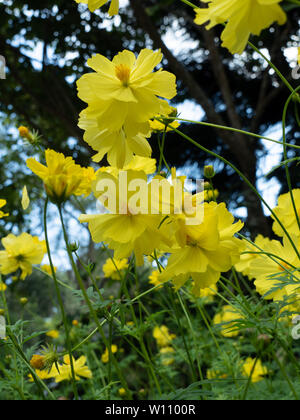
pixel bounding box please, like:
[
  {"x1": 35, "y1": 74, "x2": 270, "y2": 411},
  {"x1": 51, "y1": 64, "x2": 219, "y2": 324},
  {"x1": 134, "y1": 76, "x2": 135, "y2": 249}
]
[{"x1": 115, "y1": 64, "x2": 131, "y2": 86}]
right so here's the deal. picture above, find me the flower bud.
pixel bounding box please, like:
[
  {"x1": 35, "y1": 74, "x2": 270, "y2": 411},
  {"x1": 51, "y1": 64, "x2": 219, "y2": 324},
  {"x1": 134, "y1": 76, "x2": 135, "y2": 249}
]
[{"x1": 204, "y1": 165, "x2": 215, "y2": 179}]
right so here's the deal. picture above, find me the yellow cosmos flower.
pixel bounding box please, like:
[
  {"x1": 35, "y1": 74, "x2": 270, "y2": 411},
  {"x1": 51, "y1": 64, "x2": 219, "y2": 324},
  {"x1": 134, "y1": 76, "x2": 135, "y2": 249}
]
[
  {"x1": 0, "y1": 199, "x2": 9, "y2": 219},
  {"x1": 272, "y1": 189, "x2": 300, "y2": 238},
  {"x1": 79, "y1": 169, "x2": 171, "y2": 266},
  {"x1": 118, "y1": 388, "x2": 127, "y2": 397},
  {"x1": 46, "y1": 330, "x2": 60, "y2": 339},
  {"x1": 75, "y1": 0, "x2": 119, "y2": 16},
  {"x1": 159, "y1": 202, "x2": 244, "y2": 296},
  {"x1": 102, "y1": 258, "x2": 129, "y2": 280},
  {"x1": 153, "y1": 326, "x2": 176, "y2": 347},
  {"x1": 247, "y1": 235, "x2": 300, "y2": 301},
  {"x1": 194, "y1": 0, "x2": 286, "y2": 55},
  {"x1": 77, "y1": 48, "x2": 177, "y2": 167},
  {"x1": 27, "y1": 149, "x2": 95, "y2": 203},
  {"x1": 213, "y1": 305, "x2": 244, "y2": 338},
  {"x1": 101, "y1": 345, "x2": 118, "y2": 363},
  {"x1": 28, "y1": 368, "x2": 56, "y2": 382},
  {"x1": 41, "y1": 264, "x2": 57, "y2": 276},
  {"x1": 206, "y1": 369, "x2": 227, "y2": 380},
  {"x1": 0, "y1": 233, "x2": 46, "y2": 280},
  {"x1": 242, "y1": 357, "x2": 268, "y2": 383},
  {"x1": 53, "y1": 355, "x2": 92, "y2": 383}
]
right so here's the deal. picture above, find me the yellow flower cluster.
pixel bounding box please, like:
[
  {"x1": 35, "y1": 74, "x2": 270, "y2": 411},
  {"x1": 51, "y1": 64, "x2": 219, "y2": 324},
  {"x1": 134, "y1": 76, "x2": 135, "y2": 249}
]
[
  {"x1": 77, "y1": 49, "x2": 177, "y2": 168},
  {"x1": 0, "y1": 233, "x2": 46, "y2": 280},
  {"x1": 101, "y1": 345, "x2": 118, "y2": 363},
  {"x1": 195, "y1": 0, "x2": 286, "y2": 55}
]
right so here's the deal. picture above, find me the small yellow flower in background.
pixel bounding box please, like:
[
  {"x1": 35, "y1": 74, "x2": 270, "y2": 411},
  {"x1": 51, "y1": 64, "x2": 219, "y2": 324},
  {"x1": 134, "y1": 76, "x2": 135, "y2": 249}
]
[
  {"x1": 75, "y1": 0, "x2": 119, "y2": 16},
  {"x1": 271, "y1": 189, "x2": 300, "y2": 238},
  {"x1": 153, "y1": 326, "x2": 176, "y2": 348},
  {"x1": 54, "y1": 355, "x2": 92, "y2": 383},
  {"x1": 148, "y1": 270, "x2": 164, "y2": 289},
  {"x1": 0, "y1": 200, "x2": 9, "y2": 219},
  {"x1": 26, "y1": 149, "x2": 95, "y2": 203},
  {"x1": 77, "y1": 48, "x2": 177, "y2": 168},
  {"x1": 213, "y1": 305, "x2": 244, "y2": 338},
  {"x1": 72, "y1": 320, "x2": 79, "y2": 327},
  {"x1": 19, "y1": 297, "x2": 28, "y2": 305},
  {"x1": 102, "y1": 258, "x2": 129, "y2": 280},
  {"x1": 195, "y1": 284, "x2": 218, "y2": 304},
  {"x1": 21, "y1": 186, "x2": 30, "y2": 210},
  {"x1": 46, "y1": 330, "x2": 60, "y2": 339},
  {"x1": 101, "y1": 345, "x2": 118, "y2": 363},
  {"x1": 30, "y1": 355, "x2": 46, "y2": 370},
  {"x1": 0, "y1": 283, "x2": 7, "y2": 292},
  {"x1": 0, "y1": 233, "x2": 46, "y2": 280},
  {"x1": 242, "y1": 357, "x2": 268, "y2": 383},
  {"x1": 118, "y1": 388, "x2": 126, "y2": 397},
  {"x1": 41, "y1": 264, "x2": 57, "y2": 277},
  {"x1": 194, "y1": 0, "x2": 286, "y2": 55},
  {"x1": 160, "y1": 346, "x2": 175, "y2": 366}
]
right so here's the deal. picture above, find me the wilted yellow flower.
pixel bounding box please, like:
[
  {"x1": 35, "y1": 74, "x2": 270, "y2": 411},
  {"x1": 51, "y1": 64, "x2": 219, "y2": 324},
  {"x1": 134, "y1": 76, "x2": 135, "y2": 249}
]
[
  {"x1": 27, "y1": 149, "x2": 95, "y2": 203},
  {"x1": 213, "y1": 305, "x2": 244, "y2": 338},
  {"x1": 0, "y1": 233, "x2": 46, "y2": 280},
  {"x1": 102, "y1": 258, "x2": 129, "y2": 280},
  {"x1": 54, "y1": 355, "x2": 92, "y2": 383},
  {"x1": 30, "y1": 355, "x2": 46, "y2": 370},
  {"x1": 46, "y1": 330, "x2": 60, "y2": 339},
  {"x1": 195, "y1": 0, "x2": 286, "y2": 55},
  {"x1": 77, "y1": 49, "x2": 177, "y2": 167},
  {"x1": 18, "y1": 126, "x2": 31, "y2": 139},
  {"x1": 271, "y1": 189, "x2": 300, "y2": 238},
  {"x1": 101, "y1": 345, "x2": 118, "y2": 363},
  {"x1": 118, "y1": 388, "x2": 126, "y2": 397},
  {"x1": 0, "y1": 200, "x2": 9, "y2": 219},
  {"x1": 75, "y1": 0, "x2": 119, "y2": 15},
  {"x1": 242, "y1": 357, "x2": 268, "y2": 383},
  {"x1": 153, "y1": 326, "x2": 176, "y2": 348}
]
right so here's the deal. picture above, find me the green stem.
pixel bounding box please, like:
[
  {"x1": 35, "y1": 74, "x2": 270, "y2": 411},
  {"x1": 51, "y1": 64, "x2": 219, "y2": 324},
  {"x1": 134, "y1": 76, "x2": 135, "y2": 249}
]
[{"x1": 44, "y1": 198, "x2": 79, "y2": 400}]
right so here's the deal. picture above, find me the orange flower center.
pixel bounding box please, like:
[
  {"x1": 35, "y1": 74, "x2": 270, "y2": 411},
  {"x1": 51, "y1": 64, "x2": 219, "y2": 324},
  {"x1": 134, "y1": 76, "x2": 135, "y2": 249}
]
[
  {"x1": 115, "y1": 64, "x2": 131, "y2": 86},
  {"x1": 278, "y1": 262, "x2": 291, "y2": 272}
]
